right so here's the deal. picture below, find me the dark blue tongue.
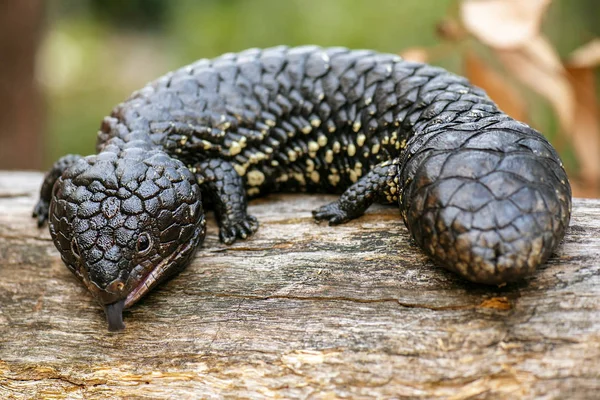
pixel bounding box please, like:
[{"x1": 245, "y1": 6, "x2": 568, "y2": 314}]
[{"x1": 104, "y1": 299, "x2": 126, "y2": 331}]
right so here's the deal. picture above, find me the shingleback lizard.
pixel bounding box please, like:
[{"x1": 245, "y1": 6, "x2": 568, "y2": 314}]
[{"x1": 33, "y1": 46, "x2": 572, "y2": 331}]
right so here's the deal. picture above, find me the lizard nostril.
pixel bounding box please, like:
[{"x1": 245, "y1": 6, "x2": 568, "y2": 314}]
[{"x1": 106, "y1": 279, "x2": 126, "y2": 293}]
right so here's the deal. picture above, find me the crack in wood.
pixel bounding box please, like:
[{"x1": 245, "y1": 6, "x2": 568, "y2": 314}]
[{"x1": 196, "y1": 291, "x2": 514, "y2": 312}]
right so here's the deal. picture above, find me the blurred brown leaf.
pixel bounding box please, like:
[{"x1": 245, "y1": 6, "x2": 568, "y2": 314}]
[
  {"x1": 460, "y1": 0, "x2": 550, "y2": 49},
  {"x1": 569, "y1": 178, "x2": 599, "y2": 199},
  {"x1": 464, "y1": 51, "x2": 527, "y2": 121},
  {"x1": 568, "y1": 38, "x2": 600, "y2": 68},
  {"x1": 436, "y1": 19, "x2": 466, "y2": 42},
  {"x1": 566, "y1": 58, "x2": 600, "y2": 196},
  {"x1": 495, "y1": 35, "x2": 575, "y2": 133},
  {"x1": 458, "y1": 1, "x2": 599, "y2": 197},
  {"x1": 399, "y1": 47, "x2": 430, "y2": 63}
]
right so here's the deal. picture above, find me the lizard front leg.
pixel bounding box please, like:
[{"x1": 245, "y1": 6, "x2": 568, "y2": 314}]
[
  {"x1": 33, "y1": 154, "x2": 83, "y2": 227},
  {"x1": 194, "y1": 159, "x2": 259, "y2": 244}
]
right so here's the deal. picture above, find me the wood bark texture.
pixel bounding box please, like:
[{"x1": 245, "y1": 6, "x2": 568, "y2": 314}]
[{"x1": 0, "y1": 171, "x2": 599, "y2": 399}]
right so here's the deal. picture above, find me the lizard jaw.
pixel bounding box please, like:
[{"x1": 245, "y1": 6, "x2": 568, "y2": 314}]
[{"x1": 124, "y1": 227, "x2": 203, "y2": 309}]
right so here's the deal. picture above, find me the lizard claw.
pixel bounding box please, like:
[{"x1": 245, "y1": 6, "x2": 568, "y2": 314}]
[
  {"x1": 312, "y1": 202, "x2": 353, "y2": 226},
  {"x1": 219, "y1": 215, "x2": 259, "y2": 244}
]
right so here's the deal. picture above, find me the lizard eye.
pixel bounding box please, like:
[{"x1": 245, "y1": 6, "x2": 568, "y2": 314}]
[
  {"x1": 136, "y1": 233, "x2": 152, "y2": 254},
  {"x1": 71, "y1": 238, "x2": 81, "y2": 259}
]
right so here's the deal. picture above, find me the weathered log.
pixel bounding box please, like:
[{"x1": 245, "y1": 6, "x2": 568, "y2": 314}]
[{"x1": 0, "y1": 171, "x2": 599, "y2": 399}]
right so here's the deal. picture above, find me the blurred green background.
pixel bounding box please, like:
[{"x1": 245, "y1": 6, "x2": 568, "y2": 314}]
[
  {"x1": 1, "y1": 0, "x2": 598, "y2": 192},
  {"x1": 40, "y1": 0, "x2": 459, "y2": 166}
]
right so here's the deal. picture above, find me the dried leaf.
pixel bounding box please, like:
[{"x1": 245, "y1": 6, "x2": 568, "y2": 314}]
[
  {"x1": 399, "y1": 47, "x2": 429, "y2": 63},
  {"x1": 460, "y1": 0, "x2": 551, "y2": 49},
  {"x1": 495, "y1": 35, "x2": 576, "y2": 132},
  {"x1": 464, "y1": 51, "x2": 527, "y2": 121},
  {"x1": 436, "y1": 19, "x2": 466, "y2": 42},
  {"x1": 568, "y1": 38, "x2": 600, "y2": 68},
  {"x1": 566, "y1": 65, "x2": 600, "y2": 196},
  {"x1": 569, "y1": 178, "x2": 599, "y2": 199}
]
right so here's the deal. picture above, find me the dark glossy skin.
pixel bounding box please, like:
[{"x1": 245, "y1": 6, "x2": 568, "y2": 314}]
[{"x1": 34, "y1": 46, "x2": 571, "y2": 331}]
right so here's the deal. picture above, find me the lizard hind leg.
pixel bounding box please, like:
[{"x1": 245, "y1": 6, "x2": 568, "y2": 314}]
[{"x1": 313, "y1": 159, "x2": 400, "y2": 225}]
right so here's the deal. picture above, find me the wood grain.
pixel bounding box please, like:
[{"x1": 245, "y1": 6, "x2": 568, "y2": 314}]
[{"x1": 0, "y1": 171, "x2": 598, "y2": 399}]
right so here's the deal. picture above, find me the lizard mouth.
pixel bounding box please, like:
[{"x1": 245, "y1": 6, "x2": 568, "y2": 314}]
[{"x1": 124, "y1": 227, "x2": 203, "y2": 309}]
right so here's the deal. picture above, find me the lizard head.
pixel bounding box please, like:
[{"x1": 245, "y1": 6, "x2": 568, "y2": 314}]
[{"x1": 48, "y1": 145, "x2": 206, "y2": 331}]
